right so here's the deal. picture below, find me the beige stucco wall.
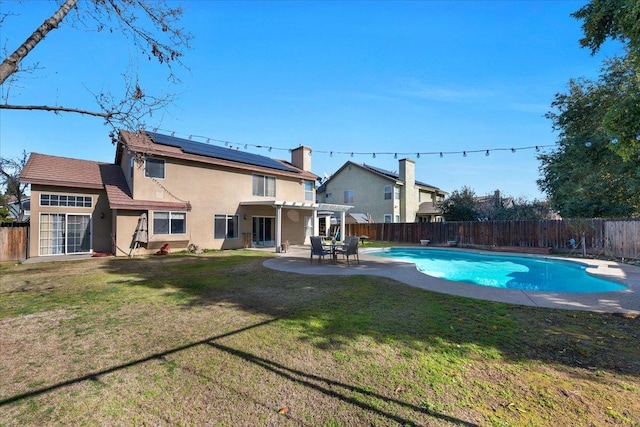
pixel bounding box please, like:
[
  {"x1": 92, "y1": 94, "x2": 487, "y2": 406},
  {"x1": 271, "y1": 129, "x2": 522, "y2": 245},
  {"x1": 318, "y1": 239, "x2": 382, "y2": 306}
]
[
  {"x1": 320, "y1": 164, "x2": 395, "y2": 223},
  {"x1": 27, "y1": 185, "x2": 112, "y2": 258},
  {"x1": 117, "y1": 156, "x2": 315, "y2": 253},
  {"x1": 319, "y1": 162, "x2": 446, "y2": 224}
]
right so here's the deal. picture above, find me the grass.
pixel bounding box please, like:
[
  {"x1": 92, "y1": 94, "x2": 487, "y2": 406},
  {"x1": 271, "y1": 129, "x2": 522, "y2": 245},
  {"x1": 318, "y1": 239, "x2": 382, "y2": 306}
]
[{"x1": 0, "y1": 250, "x2": 638, "y2": 426}]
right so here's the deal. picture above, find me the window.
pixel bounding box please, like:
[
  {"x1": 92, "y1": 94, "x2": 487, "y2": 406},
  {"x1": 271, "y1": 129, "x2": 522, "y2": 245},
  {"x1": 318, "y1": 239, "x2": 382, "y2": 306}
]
[
  {"x1": 384, "y1": 185, "x2": 392, "y2": 200},
  {"x1": 325, "y1": 193, "x2": 332, "y2": 199},
  {"x1": 153, "y1": 211, "x2": 186, "y2": 234},
  {"x1": 214, "y1": 214, "x2": 239, "y2": 239},
  {"x1": 40, "y1": 193, "x2": 92, "y2": 208},
  {"x1": 384, "y1": 214, "x2": 392, "y2": 223},
  {"x1": 394, "y1": 186, "x2": 400, "y2": 200},
  {"x1": 129, "y1": 157, "x2": 134, "y2": 180},
  {"x1": 344, "y1": 190, "x2": 354, "y2": 204},
  {"x1": 252, "y1": 174, "x2": 276, "y2": 197},
  {"x1": 145, "y1": 157, "x2": 165, "y2": 179},
  {"x1": 395, "y1": 215, "x2": 401, "y2": 223},
  {"x1": 304, "y1": 181, "x2": 314, "y2": 201}
]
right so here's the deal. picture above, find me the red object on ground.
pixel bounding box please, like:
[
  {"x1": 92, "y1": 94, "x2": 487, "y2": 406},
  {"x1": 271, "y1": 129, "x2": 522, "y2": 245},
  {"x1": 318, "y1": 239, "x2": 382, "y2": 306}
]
[{"x1": 155, "y1": 243, "x2": 170, "y2": 255}]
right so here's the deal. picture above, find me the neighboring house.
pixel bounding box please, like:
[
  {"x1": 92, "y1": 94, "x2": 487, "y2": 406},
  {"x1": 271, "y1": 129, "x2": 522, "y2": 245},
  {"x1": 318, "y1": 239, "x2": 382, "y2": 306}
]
[
  {"x1": 7, "y1": 196, "x2": 30, "y2": 221},
  {"x1": 475, "y1": 190, "x2": 516, "y2": 220},
  {"x1": 19, "y1": 130, "x2": 352, "y2": 258},
  {"x1": 317, "y1": 159, "x2": 447, "y2": 223}
]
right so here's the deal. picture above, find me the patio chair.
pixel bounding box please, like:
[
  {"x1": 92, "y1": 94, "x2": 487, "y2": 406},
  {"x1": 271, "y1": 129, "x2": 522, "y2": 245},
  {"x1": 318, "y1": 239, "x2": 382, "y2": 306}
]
[
  {"x1": 310, "y1": 236, "x2": 330, "y2": 264},
  {"x1": 335, "y1": 236, "x2": 359, "y2": 265}
]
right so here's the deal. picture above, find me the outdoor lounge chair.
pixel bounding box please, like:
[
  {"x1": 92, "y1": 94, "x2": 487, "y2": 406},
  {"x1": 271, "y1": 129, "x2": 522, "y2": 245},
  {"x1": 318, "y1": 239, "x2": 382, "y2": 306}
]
[
  {"x1": 310, "y1": 236, "x2": 330, "y2": 264},
  {"x1": 335, "y1": 236, "x2": 359, "y2": 265}
]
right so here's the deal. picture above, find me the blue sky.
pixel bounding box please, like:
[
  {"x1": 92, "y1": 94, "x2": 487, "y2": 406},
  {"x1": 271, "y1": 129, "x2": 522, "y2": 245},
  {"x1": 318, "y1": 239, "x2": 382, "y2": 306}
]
[{"x1": 0, "y1": 0, "x2": 622, "y2": 199}]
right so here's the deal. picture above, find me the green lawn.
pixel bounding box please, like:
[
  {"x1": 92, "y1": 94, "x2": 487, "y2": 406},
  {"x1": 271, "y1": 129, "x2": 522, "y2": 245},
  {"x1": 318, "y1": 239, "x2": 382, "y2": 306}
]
[{"x1": 0, "y1": 251, "x2": 638, "y2": 426}]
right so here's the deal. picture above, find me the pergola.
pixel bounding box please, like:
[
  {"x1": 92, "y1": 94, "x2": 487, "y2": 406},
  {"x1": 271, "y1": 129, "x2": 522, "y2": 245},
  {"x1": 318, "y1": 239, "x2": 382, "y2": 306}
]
[{"x1": 239, "y1": 200, "x2": 353, "y2": 252}]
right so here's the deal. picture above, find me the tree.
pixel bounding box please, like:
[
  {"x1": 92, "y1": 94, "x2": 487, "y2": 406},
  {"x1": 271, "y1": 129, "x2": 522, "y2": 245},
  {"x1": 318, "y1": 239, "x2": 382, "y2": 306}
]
[
  {"x1": 0, "y1": 0, "x2": 191, "y2": 142},
  {"x1": 571, "y1": 0, "x2": 640, "y2": 161},
  {"x1": 437, "y1": 186, "x2": 479, "y2": 221},
  {"x1": 0, "y1": 150, "x2": 30, "y2": 221},
  {"x1": 538, "y1": 57, "x2": 640, "y2": 218}
]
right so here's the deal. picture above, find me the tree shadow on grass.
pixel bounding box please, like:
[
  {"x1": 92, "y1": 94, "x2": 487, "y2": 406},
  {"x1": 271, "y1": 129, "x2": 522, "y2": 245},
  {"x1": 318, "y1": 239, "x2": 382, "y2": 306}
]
[
  {"x1": 100, "y1": 253, "x2": 640, "y2": 379},
  {"x1": 0, "y1": 317, "x2": 477, "y2": 426}
]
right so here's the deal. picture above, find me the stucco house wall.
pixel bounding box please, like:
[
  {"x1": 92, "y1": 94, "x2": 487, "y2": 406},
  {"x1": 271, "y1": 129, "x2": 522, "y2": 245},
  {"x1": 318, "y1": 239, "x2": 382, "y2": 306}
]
[
  {"x1": 27, "y1": 185, "x2": 112, "y2": 258},
  {"x1": 20, "y1": 131, "x2": 341, "y2": 259},
  {"x1": 320, "y1": 163, "x2": 395, "y2": 223},
  {"x1": 318, "y1": 159, "x2": 447, "y2": 224}
]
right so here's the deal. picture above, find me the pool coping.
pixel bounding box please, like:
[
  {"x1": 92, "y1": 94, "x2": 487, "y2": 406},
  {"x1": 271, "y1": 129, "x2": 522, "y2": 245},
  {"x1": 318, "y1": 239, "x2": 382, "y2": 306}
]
[{"x1": 263, "y1": 245, "x2": 640, "y2": 315}]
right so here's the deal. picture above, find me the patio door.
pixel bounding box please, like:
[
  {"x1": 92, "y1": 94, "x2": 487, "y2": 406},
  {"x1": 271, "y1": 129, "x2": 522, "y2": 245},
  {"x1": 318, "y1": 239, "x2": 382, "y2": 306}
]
[
  {"x1": 39, "y1": 213, "x2": 91, "y2": 256},
  {"x1": 253, "y1": 216, "x2": 275, "y2": 247}
]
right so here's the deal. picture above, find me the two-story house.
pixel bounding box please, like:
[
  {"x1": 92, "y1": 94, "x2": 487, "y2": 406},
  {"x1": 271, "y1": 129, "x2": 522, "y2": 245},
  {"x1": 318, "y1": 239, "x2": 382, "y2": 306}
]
[
  {"x1": 20, "y1": 130, "x2": 352, "y2": 258},
  {"x1": 317, "y1": 158, "x2": 447, "y2": 223}
]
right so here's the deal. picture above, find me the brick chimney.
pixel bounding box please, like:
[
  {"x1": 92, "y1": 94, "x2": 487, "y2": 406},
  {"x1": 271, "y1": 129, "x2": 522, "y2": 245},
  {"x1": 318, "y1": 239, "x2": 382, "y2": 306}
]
[{"x1": 291, "y1": 145, "x2": 312, "y2": 172}]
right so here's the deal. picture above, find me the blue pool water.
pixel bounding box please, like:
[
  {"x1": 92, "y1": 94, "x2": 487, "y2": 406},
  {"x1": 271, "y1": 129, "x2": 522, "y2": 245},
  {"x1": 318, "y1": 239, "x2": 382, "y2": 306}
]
[{"x1": 369, "y1": 248, "x2": 626, "y2": 293}]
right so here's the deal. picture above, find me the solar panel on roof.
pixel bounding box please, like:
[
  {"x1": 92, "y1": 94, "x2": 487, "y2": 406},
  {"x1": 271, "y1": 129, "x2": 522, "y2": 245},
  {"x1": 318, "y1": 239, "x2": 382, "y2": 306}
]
[{"x1": 147, "y1": 132, "x2": 294, "y2": 172}]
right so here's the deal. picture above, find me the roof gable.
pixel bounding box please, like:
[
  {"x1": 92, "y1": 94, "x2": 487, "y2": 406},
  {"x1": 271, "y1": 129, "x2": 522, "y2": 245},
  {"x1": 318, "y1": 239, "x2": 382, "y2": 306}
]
[
  {"x1": 321, "y1": 161, "x2": 443, "y2": 191},
  {"x1": 20, "y1": 153, "x2": 107, "y2": 189}
]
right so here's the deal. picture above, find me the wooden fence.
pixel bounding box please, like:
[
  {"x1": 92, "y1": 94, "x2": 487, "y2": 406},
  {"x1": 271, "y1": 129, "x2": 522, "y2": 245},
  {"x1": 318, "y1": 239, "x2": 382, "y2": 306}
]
[
  {"x1": 346, "y1": 219, "x2": 640, "y2": 260},
  {"x1": 0, "y1": 222, "x2": 29, "y2": 262}
]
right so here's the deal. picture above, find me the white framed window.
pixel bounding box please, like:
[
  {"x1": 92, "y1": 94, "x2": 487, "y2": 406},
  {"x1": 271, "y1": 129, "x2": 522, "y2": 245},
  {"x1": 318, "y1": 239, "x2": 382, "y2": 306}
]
[
  {"x1": 394, "y1": 186, "x2": 401, "y2": 200},
  {"x1": 214, "y1": 214, "x2": 239, "y2": 239},
  {"x1": 395, "y1": 214, "x2": 401, "y2": 223},
  {"x1": 384, "y1": 214, "x2": 392, "y2": 223},
  {"x1": 153, "y1": 211, "x2": 186, "y2": 234},
  {"x1": 384, "y1": 185, "x2": 392, "y2": 200},
  {"x1": 145, "y1": 157, "x2": 165, "y2": 179},
  {"x1": 252, "y1": 174, "x2": 276, "y2": 197},
  {"x1": 40, "y1": 193, "x2": 92, "y2": 208},
  {"x1": 304, "y1": 181, "x2": 314, "y2": 201},
  {"x1": 344, "y1": 190, "x2": 354, "y2": 204}
]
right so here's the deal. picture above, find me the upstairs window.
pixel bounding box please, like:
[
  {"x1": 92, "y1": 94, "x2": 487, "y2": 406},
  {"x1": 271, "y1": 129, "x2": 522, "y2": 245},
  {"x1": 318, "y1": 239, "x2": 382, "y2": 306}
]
[
  {"x1": 344, "y1": 190, "x2": 354, "y2": 204},
  {"x1": 145, "y1": 157, "x2": 165, "y2": 179},
  {"x1": 384, "y1": 185, "x2": 392, "y2": 200},
  {"x1": 253, "y1": 174, "x2": 276, "y2": 197},
  {"x1": 394, "y1": 186, "x2": 401, "y2": 200},
  {"x1": 304, "y1": 181, "x2": 314, "y2": 201}
]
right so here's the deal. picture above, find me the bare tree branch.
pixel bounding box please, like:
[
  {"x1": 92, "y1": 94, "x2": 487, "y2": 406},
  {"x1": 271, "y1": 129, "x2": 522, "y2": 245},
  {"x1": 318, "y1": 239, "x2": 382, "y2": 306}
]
[
  {"x1": 0, "y1": 104, "x2": 109, "y2": 118},
  {"x1": 0, "y1": 0, "x2": 79, "y2": 84}
]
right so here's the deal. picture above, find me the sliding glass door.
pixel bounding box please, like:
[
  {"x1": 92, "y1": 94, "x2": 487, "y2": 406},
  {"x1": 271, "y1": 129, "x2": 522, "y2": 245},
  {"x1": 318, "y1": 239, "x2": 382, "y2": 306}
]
[
  {"x1": 39, "y1": 213, "x2": 91, "y2": 255},
  {"x1": 252, "y1": 216, "x2": 275, "y2": 247}
]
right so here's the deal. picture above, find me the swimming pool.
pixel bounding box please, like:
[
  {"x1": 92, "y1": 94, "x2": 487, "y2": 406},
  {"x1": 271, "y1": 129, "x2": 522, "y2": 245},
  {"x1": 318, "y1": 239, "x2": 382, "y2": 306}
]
[{"x1": 368, "y1": 247, "x2": 626, "y2": 293}]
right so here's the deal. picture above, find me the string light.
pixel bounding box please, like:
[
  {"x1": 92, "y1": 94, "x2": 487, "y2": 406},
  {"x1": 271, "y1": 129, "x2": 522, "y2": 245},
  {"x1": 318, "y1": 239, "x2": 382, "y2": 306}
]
[{"x1": 153, "y1": 128, "x2": 554, "y2": 159}]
